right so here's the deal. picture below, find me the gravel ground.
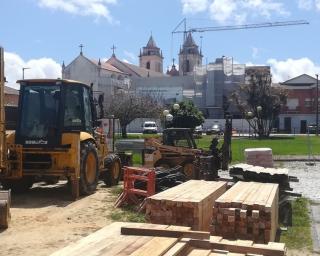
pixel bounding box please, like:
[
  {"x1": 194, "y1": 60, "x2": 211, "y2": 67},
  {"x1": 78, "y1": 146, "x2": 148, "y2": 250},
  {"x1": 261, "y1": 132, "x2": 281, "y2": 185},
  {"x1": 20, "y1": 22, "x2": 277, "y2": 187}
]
[{"x1": 281, "y1": 161, "x2": 320, "y2": 201}]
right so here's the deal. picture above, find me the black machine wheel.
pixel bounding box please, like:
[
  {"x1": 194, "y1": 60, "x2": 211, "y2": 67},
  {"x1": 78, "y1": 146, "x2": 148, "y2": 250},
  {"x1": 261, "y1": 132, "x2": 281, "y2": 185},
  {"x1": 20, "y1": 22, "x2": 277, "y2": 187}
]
[
  {"x1": 154, "y1": 159, "x2": 172, "y2": 169},
  {"x1": 1, "y1": 176, "x2": 34, "y2": 193},
  {"x1": 182, "y1": 161, "x2": 196, "y2": 179},
  {"x1": 79, "y1": 141, "x2": 99, "y2": 195},
  {"x1": 103, "y1": 154, "x2": 121, "y2": 187}
]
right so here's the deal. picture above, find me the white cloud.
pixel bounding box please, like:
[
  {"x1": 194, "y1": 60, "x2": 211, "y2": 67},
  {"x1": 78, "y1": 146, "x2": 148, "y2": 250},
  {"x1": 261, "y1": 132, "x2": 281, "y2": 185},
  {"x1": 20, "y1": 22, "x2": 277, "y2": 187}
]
[
  {"x1": 37, "y1": 0, "x2": 117, "y2": 22},
  {"x1": 298, "y1": 0, "x2": 320, "y2": 10},
  {"x1": 181, "y1": 0, "x2": 289, "y2": 24},
  {"x1": 181, "y1": 0, "x2": 209, "y2": 14},
  {"x1": 267, "y1": 57, "x2": 320, "y2": 82},
  {"x1": 122, "y1": 59, "x2": 131, "y2": 64},
  {"x1": 4, "y1": 51, "x2": 61, "y2": 89},
  {"x1": 123, "y1": 50, "x2": 136, "y2": 62}
]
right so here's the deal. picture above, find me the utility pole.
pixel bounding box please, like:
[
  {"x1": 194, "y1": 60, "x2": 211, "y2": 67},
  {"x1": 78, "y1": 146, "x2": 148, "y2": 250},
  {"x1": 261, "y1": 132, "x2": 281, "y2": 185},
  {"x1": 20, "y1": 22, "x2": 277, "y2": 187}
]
[{"x1": 316, "y1": 74, "x2": 319, "y2": 136}]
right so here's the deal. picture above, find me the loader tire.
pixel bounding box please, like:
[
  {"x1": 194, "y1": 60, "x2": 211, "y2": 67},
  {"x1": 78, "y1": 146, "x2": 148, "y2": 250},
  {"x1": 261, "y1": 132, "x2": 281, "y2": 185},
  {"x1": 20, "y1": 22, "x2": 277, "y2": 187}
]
[
  {"x1": 103, "y1": 154, "x2": 121, "y2": 187},
  {"x1": 182, "y1": 161, "x2": 196, "y2": 179},
  {"x1": 79, "y1": 141, "x2": 99, "y2": 195},
  {"x1": 1, "y1": 177, "x2": 34, "y2": 193}
]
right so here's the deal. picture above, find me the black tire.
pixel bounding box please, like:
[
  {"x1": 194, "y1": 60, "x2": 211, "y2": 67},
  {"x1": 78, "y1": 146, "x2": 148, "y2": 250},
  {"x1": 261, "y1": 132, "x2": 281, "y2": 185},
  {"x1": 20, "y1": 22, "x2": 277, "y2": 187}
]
[
  {"x1": 79, "y1": 141, "x2": 99, "y2": 195},
  {"x1": 1, "y1": 176, "x2": 34, "y2": 193},
  {"x1": 103, "y1": 154, "x2": 121, "y2": 187},
  {"x1": 182, "y1": 161, "x2": 196, "y2": 179}
]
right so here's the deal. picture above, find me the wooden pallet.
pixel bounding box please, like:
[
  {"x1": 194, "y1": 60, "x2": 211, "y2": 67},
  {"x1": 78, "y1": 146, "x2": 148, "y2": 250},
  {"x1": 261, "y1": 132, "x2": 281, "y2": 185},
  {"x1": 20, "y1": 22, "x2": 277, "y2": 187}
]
[
  {"x1": 212, "y1": 181, "x2": 279, "y2": 243},
  {"x1": 51, "y1": 222, "x2": 287, "y2": 256},
  {"x1": 146, "y1": 180, "x2": 227, "y2": 231},
  {"x1": 229, "y1": 164, "x2": 290, "y2": 191}
]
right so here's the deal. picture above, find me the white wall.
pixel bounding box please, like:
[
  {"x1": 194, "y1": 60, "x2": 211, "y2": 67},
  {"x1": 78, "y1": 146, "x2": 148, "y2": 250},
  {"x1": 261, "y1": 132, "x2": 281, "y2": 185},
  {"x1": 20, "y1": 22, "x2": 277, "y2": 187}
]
[
  {"x1": 125, "y1": 118, "x2": 251, "y2": 133},
  {"x1": 279, "y1": 114, "x2": 315, "y2": 133}
]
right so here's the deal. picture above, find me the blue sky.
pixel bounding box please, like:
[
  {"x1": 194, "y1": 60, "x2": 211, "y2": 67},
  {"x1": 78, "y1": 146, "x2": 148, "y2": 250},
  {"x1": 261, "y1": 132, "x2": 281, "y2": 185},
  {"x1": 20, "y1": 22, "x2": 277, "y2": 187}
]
[{"x1": 1, "y1": 0, "x2": 320, "y2": 87}]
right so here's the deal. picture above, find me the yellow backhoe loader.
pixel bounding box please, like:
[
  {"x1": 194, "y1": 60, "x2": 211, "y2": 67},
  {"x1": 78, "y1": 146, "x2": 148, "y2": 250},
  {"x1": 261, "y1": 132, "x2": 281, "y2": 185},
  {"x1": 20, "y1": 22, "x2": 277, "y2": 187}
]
[{"x1": 0, "y1": 47, "x2": 121, "y2": 202}]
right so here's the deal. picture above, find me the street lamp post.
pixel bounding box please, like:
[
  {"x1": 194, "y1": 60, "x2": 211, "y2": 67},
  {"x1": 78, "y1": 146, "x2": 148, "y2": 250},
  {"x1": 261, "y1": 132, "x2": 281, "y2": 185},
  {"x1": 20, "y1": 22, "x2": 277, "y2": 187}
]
[
  {"x1": 256, "y1": 106, "x2": 262, "y2": 137},
  {"x1": 22, "y1": 67, "x2": 30, "y2": 79},
  {"x1": 163, "y1": 109, "x2": 169, "y2": 129},
  {"x1": 246, "y1": 111, "x2": 253, "y2": 138},
  {"x1": 316, "y1": 74, "x2": 319, "y2": 136}
]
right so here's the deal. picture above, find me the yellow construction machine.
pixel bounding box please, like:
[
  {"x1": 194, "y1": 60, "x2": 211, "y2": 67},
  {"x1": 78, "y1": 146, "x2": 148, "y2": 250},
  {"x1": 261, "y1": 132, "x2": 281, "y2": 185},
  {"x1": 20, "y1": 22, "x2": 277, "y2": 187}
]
[
  {"x1": 0, "y1": 47, "x2": 121, "y2": 201},
  {"x1": 143, "y1": 116, "x2": 232, "y2": 179}
]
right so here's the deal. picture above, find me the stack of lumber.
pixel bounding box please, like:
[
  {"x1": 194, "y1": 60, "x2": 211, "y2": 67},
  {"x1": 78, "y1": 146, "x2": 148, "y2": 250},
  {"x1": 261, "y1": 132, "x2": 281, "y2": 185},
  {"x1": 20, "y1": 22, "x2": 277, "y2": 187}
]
[
  {"x1": 51, "y1": 222, "x2": 287, "y2": 256},
  {"x1": 0, "y1": 189, "x2": 11, "y2": 229},
  {"x1": 146, "y1": 180, "x2": 227, "y2": 231},
  {"x1": 211, "y1": 181, "x2": 279, "y2": 243},
  {"x1": 229, "y1": 164, "x2": 291, "y2": 191},
  {"x1": 245, "y1": 148, "x2": 273, "y2": 168}
]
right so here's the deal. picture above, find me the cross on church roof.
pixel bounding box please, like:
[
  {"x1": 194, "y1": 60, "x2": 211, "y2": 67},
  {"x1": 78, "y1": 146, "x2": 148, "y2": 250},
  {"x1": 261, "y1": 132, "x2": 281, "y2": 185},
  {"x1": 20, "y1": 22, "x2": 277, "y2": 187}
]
[
  {"x1": 79, "y1": 44, "x2": 84, "y2": 55},
  {"x1": 111, "y1": 44, "x2": 116, "y2": 57}
]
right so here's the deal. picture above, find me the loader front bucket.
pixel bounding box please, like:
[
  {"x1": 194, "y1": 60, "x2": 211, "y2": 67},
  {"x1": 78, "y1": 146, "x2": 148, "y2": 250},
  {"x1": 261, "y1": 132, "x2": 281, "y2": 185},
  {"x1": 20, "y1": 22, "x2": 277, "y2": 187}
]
[{"x1": 0, "y1": 189, "x2": 11, "y2": 229}]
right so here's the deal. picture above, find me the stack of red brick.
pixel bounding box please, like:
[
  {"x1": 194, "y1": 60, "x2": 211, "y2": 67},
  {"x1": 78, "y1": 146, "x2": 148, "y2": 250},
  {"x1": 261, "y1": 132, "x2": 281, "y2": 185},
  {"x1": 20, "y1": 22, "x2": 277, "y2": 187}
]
[{"x1": 245, "y1": 148, "x2": 274, "y2": 168}]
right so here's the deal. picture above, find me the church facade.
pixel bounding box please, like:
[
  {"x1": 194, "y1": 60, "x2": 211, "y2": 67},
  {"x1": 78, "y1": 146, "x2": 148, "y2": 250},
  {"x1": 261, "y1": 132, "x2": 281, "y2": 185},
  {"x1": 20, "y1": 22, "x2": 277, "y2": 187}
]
[{"x1": 62, "y1": 33, "x2": 250, "y2": 118}]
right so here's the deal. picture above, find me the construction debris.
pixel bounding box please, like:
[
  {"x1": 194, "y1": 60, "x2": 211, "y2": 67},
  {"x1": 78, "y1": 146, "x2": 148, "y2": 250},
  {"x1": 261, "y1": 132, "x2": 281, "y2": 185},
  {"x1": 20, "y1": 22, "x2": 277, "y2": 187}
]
[
  {"x1": 146, "y1": 180, "x2": 227, "y2": 231},
  {"x1": 51, "y1": 222, "x2": 287, "y2": 256},
  {"x1": 245, "y1": 148, "x2": 274, "y2": 168},
  {"x1": 229, "y1": 163, "x2": 297, "y2": 191},
  {"x1": 211, "y1": 181, "x2": 279, "y2": 243},
  {"x1": 135, "y1": 166, "x2": 187, "y2": 193}
]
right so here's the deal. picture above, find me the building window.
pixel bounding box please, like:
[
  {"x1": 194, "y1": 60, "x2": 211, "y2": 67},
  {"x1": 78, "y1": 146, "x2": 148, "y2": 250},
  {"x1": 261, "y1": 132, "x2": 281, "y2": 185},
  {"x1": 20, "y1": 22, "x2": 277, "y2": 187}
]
[
  {"x1": 146, "y1": 62, "x2": 150, "y2": 70},
  {"x1": 286, "y1": 98, "x2": 299, "y2": 110},
  {"x1": 304, "y1": 98, "x2": 312, "y2": 107}
]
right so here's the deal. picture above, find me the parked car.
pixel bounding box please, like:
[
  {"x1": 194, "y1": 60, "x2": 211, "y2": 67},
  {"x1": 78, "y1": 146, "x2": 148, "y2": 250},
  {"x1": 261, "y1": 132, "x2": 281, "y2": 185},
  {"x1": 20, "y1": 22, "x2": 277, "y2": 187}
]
[
  {"x1": 206, "y1": 123, "x2": 223, "y2": 135},
  {"x1": 308, "y1": 124, "x2": 318, "y2": 134},
  {"x1": 194, "y1": 125, "x2": 203, "y2": 135},
  {"x1": 142, "y1": 121, "x2": 158, "y2": 134}
]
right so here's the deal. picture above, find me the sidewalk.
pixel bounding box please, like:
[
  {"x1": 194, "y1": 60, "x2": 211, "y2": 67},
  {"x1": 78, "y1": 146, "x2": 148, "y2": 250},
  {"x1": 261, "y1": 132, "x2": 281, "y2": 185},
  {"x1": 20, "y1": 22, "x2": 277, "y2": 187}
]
[{"x1": 273, "y1": 155, "x2": 320, "y2": 161}]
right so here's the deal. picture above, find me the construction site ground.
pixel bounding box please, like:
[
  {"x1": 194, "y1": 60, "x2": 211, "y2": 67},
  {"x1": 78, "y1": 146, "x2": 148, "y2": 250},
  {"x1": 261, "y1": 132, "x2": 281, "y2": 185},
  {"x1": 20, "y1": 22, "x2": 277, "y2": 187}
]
[{"x1": 0, "y1": 161, "x2": 318, "y2": 256}]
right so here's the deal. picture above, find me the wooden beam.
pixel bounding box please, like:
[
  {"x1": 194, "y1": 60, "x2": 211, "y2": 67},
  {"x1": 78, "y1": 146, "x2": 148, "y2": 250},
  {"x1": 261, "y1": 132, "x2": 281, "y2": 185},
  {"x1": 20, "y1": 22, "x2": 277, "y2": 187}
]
[{"x1": 121, "y1": 226, "x2": 210, "y2": 240}]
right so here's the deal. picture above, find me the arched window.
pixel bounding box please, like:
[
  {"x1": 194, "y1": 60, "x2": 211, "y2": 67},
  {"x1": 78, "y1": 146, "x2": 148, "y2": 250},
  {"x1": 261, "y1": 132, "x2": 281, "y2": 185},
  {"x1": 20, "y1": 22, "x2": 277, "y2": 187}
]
[{"x1": 146, "y1": 62, "x2": 150, "y2": 70}]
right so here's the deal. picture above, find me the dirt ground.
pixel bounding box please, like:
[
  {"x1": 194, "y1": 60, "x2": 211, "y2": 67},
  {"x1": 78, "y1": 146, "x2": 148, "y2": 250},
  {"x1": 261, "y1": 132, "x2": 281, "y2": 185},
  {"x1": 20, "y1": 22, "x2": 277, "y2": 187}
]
[
  {"x1": 0, "y1": 173, "x2": 313, "y2": 256},
  {"x1": 0, "y1": 181, "x2": 115, "y2": 256}
]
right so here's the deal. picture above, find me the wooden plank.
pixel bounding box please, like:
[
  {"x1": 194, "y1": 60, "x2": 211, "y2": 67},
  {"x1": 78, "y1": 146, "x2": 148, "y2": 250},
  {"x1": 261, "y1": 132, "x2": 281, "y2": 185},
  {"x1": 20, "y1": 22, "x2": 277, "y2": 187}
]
[
  {"x1": 121, "y1": 226, "x2": 210, "y2": 240},
  {"x1": 129, "y1": 237, "x2": 178, "y2": 256},
  {"x1": 189, "y1": 239, "x2": 286, "y2": 256},
  {"x1": 162, "y1": 241, "x2": 189, "y2": 256},
  {"x1": 187, "y1": 248, "x2": 212, "y2": 256}
]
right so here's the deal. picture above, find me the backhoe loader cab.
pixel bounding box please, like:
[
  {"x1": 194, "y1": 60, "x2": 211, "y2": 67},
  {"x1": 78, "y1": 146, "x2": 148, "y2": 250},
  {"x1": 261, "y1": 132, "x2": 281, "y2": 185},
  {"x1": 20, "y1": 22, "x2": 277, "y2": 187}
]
[
  {"x1": 16, "y1": 79, "x2": 94, "y2": 147},
  {"x1": 0, "y1": 79, "x2": 121, "y2": 199}
]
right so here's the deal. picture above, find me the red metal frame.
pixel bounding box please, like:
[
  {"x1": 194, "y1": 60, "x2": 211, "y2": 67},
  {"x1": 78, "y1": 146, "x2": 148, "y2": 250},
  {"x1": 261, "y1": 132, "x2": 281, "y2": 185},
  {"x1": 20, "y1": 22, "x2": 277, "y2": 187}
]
[{"x1": 115, "y1": 166, "x2": 155, "y2": 208}]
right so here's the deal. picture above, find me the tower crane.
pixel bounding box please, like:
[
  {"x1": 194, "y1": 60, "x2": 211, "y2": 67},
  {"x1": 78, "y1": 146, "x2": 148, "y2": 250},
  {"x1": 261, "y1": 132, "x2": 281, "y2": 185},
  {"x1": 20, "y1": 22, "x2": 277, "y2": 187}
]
[
  {"x1": 171, "y1": 18, "x2": 309, "y2": 75},
  {"x1": 172, "y1": 18, "x2": 309, "y2": 35}
]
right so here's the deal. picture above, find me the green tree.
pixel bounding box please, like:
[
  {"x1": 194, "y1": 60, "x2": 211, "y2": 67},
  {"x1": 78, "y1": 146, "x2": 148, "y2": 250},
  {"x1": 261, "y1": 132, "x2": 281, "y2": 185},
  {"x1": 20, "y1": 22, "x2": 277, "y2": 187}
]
[
  {"x1": 168, "y1": 100, "x2": 204, "y2": 129},
  {"x1": 232, "y1": 72, "x2": 287, "y2": 138}
]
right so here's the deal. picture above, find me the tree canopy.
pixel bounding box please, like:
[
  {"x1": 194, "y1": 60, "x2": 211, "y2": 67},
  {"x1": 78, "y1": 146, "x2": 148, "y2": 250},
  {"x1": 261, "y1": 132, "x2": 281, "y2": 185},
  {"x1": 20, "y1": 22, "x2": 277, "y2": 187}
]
[
  {"x1": 105, "y1": 92, "x2": 163, "y2": 138},
  {"x1": 232, "y1": 72, "x2": 287, "y2": 138},
  {"x1": 168, "y1": 100, "x2": 205, "y2": 129}
]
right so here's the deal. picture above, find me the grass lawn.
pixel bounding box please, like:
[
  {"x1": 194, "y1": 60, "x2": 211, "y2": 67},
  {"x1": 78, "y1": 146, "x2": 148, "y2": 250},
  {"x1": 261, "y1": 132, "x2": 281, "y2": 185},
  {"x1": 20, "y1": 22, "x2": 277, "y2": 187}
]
[
  {"x1": 108, "y1": 185, "x2": 145, "y2": 223},
  {"x1": 119, "y1": 134, "x2": 320, "y2": 165},
  {"x1": 195, "y1": 135, "x2": 320, "y2": 163},
  {"x1": 280, "y1": 198, "x2": 313, "y2": 251}
]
